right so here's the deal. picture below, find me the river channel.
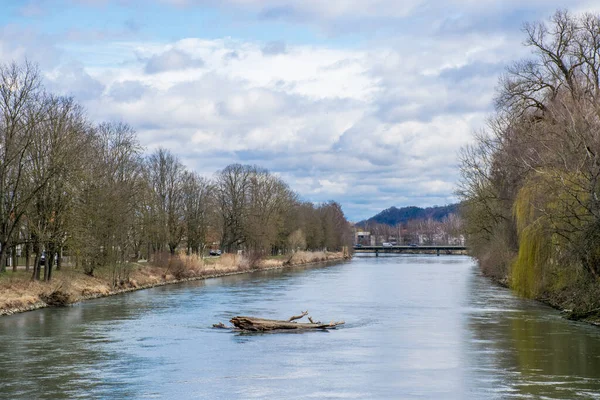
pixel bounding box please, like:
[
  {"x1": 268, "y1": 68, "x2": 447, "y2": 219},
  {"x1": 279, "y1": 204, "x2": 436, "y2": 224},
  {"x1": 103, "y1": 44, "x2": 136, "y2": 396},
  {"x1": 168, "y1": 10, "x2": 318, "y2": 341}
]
[{"x1": 2, "y1": 255, "x2": 600, "y2": 399}]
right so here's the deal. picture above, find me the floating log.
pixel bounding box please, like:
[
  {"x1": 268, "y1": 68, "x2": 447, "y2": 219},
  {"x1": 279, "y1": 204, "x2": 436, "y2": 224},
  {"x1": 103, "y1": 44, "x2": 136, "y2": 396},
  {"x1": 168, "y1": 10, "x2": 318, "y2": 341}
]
[{"x1": 229, "y1": 311, "x2": 344, "y2": 332}]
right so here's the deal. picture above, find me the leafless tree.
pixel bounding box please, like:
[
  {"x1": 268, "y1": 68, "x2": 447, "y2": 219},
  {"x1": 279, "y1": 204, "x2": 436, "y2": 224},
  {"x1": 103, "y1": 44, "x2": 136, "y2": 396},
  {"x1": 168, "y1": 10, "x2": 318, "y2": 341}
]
[
  {"x1": 215, "y1": 164, "x2": 253, "y2": 252},
  {"x1": 181, "y1": 171, "x2": 212, "y2": 255},
  {"x1": 72, "y1": 122, "x2": 143, "y2": 279},
  {"x1": 147, "y1": 148, "x2": 184, "y2": 255},
  {"x1": 27, "y1": 95, "x2": 90, "y2": 281},
  {"x1": 0, "y1": 61, "x2": 53, "y2": 272}
]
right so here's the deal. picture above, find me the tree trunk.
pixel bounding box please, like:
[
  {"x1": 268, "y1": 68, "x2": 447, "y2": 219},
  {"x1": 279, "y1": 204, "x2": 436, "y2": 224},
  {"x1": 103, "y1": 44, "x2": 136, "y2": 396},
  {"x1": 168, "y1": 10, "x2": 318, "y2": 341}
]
[
  {"x1": 12, "y1": 249, "x2": 17, "y2": 272},
  {"x1": 46, "y1": 255, "x2": 54, "y2": 281},
  {"x1": 32, "y1": 254, "x2": 40, "y2": 281},
  {"x1": 228, "y1": 311, "x2": 344, "y2": 332},
  {"x1": 56, "y1": 247, "x2": 62, "y2": 270},
  {"x1": 45, "y1": 246, "x2": 55, "y2": 282},
  {"x1": 229, "y1": 316, "x2": 345, "y2": 332},
  {"x1": 25, "y1": 242, "x2": 30, "y2": 272},
  {"x1": 0, "y1": 246, "x2": 7, "y2": 273},
  {"x1": 44, "y1": 254, "x2": 50, "y2": 281}
]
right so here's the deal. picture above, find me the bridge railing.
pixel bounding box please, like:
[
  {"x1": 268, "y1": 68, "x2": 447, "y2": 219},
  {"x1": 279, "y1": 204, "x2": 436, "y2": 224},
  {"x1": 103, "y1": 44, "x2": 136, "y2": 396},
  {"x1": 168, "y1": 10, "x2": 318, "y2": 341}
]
[{"x1": 352, "y1": 245, "x2": 467, "y2": 256}]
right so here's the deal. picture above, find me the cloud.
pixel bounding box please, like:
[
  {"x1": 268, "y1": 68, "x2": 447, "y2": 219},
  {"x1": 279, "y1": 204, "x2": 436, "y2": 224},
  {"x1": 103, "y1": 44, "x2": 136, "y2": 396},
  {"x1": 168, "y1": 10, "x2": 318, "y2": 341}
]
[
  {"x1": 224, "y1": 50, "x2": 239, "y2": 58},
  {"x1": 108, "y1": 80, "x2": 149, "y2": 102},
  {"x1": 30, "y1": 35, "x2": 498, "y2": 219},
  {"x1": 261, "y1": 41, "x2": 287, "y2": 56},
  {"x1": 0, "y1": 26, "x2": 63, "y2": 69},
  {"x1": 7, "y1": 0, "x2": 600, "y2": 220},
  {"x1": 144, "y1": 48, "x2": 204, "y2": 74},
  {"x1": 45, "y1": 63, "x2": 105, "y2": 101},
  {"x1": 258, "y1": 5, "x2": 299, "y2": 21}
]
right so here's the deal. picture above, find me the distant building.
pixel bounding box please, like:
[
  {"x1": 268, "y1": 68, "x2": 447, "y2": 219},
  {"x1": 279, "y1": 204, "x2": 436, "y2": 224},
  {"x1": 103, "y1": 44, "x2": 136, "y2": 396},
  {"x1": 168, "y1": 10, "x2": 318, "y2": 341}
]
[{"x1": 355, "y1": 231, "x2": 370, "y2": 245}]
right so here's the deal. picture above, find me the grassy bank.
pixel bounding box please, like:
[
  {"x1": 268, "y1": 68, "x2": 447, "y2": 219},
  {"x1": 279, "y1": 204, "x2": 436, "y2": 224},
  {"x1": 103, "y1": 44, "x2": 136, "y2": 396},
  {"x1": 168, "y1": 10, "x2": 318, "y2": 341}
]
[{"x1": 0, "y1": 251, "x2": 349, "y2": 316}]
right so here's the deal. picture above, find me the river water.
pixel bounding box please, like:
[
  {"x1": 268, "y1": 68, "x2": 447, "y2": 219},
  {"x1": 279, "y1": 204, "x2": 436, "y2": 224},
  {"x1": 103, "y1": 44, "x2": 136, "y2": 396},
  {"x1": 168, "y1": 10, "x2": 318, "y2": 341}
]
[{"x1": 2, "y1": 255, "x2": 600, "y2": 399}]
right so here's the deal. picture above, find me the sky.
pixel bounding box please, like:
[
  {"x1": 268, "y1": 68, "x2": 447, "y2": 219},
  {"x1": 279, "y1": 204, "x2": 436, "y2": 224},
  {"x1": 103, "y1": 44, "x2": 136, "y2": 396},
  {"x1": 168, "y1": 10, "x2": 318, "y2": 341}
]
[{"x1": 2, "y1": 0, "x2": 599, "y2": 221}]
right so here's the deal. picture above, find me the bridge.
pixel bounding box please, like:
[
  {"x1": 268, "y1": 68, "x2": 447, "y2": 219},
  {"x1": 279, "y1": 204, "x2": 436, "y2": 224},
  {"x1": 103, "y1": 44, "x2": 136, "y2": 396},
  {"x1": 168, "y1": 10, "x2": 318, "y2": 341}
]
[{"x1": 353, "y1": 245, "x2": 467, "y2": 256}]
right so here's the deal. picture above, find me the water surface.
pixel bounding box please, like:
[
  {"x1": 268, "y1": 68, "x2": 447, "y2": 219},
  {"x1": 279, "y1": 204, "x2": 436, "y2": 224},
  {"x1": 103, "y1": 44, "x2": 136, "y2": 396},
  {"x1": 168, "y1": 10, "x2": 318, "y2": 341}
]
[{"x1": 1, "y1": 255, "x2": 600, "y2": 399}]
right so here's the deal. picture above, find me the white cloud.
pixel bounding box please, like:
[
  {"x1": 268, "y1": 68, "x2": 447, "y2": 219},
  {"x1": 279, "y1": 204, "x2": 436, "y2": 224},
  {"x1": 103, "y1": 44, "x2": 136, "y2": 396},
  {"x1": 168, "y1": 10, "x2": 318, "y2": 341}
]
[
  {"x1": 261, "y1": 40, "x2": 287, "y2": 56},
  {"x1": 0, "y1": 26, "x2": 63, "y2": 69},
  {"x1": 144, "y1": 48, "x2": 204, "y2": 74},
  {"x1": 7, "y1": 1, "x2": 600, "y2": 220},
  {"x1": 33, "y1": 35, "x2": 497, "y2": 220}
]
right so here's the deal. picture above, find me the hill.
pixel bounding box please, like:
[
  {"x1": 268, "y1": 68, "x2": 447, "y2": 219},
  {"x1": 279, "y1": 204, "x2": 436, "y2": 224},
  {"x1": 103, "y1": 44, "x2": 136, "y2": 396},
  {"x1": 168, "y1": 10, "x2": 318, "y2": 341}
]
[{"x1": 358, "y1": 204, "x2": 459, "y2": 226}]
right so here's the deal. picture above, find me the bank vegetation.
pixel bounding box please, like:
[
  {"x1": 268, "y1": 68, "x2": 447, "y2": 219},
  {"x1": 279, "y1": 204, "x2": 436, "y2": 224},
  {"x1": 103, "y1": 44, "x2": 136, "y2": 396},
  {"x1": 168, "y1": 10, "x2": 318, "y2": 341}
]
[
  {"x1": 0, "y1": 60, "x2": 353, "y2": 313},
  {"x1": 459, "y1": 10, "x2": 600, "y2": 321}
]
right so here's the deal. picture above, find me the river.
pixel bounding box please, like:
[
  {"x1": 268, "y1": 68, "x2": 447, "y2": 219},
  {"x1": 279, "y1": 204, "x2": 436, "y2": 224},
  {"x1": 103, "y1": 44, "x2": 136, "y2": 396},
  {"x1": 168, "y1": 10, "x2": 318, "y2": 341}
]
[{"x1": 1, "y1": 255, "x2": 600, "y2": 399}]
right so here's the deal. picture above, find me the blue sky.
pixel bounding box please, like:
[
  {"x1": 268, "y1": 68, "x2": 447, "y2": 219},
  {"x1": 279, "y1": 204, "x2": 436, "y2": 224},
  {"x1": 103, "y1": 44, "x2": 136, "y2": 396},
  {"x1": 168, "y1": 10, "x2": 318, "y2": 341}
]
[{"x1": 3, "y1": 0, "x2": 599, "y2": 221}]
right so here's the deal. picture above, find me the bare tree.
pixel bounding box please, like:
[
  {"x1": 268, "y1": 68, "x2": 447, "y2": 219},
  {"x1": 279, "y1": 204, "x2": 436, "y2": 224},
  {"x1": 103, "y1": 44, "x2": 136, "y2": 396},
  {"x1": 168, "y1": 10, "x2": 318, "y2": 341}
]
[
  {"x1": 27, "y1": 95, "x2": 90, "y2": 281},
  {"x1": 246, "y1": 168, "x2": 297, "y2": 253},
  {"x1": 0, "y1": 61, "x2": 52, "y2": 272},
  {"x1": 147, "y1": 148, "x2": 184, "y2": 255},
  {"x1": 319, "y1": 201, "x2": 352, "y2": 251},
  {"x1": 72, "y1": 122, "x2": 143, "y2": 279},
  {"x1": 461, "y1": 9, "x2": 600, "y2": 286},
  {"x1": 215, "y1": 164, "x2": 253, "y2": 252},
  {"x1": 181, "y1": 171, "x2": 212, "y2": 255}
]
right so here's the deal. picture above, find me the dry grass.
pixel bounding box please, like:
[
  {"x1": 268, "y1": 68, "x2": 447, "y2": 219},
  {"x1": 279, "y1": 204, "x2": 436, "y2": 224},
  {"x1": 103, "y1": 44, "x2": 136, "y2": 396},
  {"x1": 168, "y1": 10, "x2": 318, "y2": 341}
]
[
  {"x1": 285, "y1": 251, "x2": 344, "y2": 265},
  {"x1": 0, "y1": 250, "x2": 348, "y2": 315},
  {"x1": 259, "y1": 258, "x2": 282, "y2": 268}
]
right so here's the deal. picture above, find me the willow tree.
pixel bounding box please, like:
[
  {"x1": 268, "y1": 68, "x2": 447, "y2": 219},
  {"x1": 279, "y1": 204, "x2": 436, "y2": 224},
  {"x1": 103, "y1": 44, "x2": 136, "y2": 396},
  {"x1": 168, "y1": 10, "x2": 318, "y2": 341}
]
[{"x1": 460, "y1": 9, "x2": 600, "y2": 296}]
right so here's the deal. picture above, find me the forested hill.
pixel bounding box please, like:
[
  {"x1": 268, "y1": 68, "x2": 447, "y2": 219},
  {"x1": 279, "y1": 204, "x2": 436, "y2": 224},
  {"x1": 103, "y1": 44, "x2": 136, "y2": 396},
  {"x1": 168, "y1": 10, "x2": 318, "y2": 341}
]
[{"x1": 358, "y1": 204, "x2": 459, "y2": 226}]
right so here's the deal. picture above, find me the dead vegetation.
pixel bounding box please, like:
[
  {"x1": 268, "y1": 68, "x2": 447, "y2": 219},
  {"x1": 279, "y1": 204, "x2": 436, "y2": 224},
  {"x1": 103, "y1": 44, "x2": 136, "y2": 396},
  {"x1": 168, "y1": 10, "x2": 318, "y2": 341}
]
[
  {"x1": 40, "y1": 290, "x2": 73, "y2": 307},
  {"x1": 284, "y1": 251, "x2": 346, "y2": 266}
]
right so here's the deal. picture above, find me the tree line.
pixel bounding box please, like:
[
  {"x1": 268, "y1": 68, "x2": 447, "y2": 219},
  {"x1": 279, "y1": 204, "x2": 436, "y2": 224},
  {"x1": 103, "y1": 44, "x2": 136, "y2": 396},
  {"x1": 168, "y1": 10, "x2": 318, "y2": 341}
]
[
  {"x1": 459, "y1": 10, "x2": 600, "y2": 304},
  {"x1": 0, "y1": 61, "x2": 353, "y2": 282}
]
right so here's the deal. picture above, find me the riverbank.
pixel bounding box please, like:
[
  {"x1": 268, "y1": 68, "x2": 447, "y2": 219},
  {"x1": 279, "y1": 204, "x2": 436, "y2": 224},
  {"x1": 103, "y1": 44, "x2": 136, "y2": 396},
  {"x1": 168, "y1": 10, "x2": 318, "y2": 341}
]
[{"x1": 0, "y1": 251, "x2": 350, "y2": 316}]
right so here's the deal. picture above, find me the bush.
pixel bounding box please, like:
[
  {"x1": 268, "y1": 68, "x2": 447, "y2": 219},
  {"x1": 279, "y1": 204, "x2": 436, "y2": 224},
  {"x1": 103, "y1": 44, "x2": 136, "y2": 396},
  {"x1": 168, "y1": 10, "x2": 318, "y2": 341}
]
[{"x1": 41, "y1": 290, "x2": 73, "y2": 306}]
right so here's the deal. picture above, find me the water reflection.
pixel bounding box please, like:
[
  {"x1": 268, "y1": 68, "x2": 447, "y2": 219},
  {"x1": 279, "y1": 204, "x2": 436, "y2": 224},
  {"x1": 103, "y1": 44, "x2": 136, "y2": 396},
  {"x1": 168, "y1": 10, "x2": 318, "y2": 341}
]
[
  {"x1": 1, "y1": 256, "x2": 600, "y2": 399},
  {"x1": 464, "y1": 267, "x2": 600, "y2": 399}
]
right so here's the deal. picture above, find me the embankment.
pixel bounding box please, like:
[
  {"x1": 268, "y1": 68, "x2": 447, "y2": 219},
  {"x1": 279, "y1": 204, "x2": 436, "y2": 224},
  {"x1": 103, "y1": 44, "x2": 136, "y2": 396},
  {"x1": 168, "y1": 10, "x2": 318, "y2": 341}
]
[{"x1": 0, "y1": 251, "x2": 350, "y2": 316}]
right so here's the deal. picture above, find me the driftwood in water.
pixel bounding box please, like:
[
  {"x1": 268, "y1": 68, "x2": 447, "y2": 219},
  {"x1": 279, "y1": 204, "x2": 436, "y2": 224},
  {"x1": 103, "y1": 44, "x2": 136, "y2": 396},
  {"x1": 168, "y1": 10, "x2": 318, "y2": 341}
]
[
  {"x1": 229, "y1": 311, "x2": 344, "y2": 332},
  {"x1": 288, "y1": 310, "x2": 308, "y2": 322}
]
